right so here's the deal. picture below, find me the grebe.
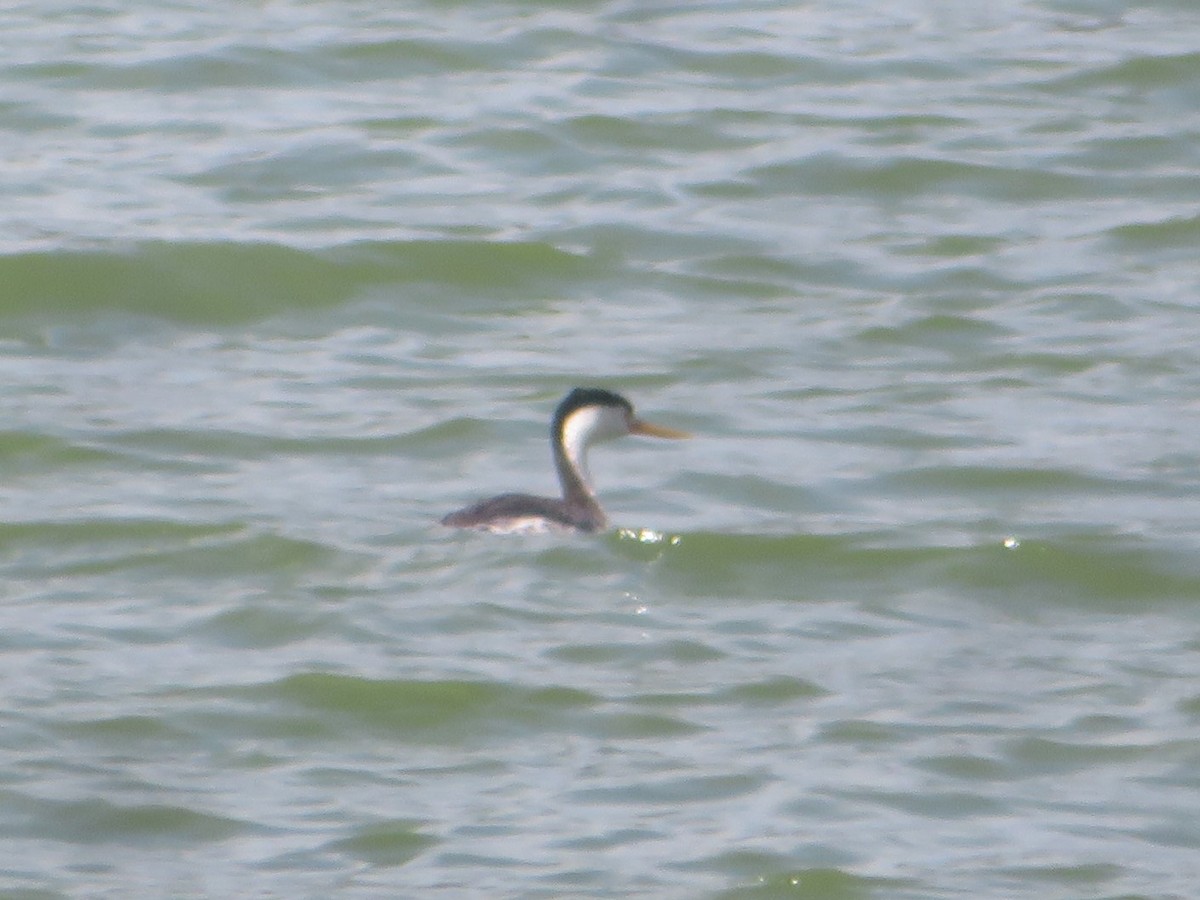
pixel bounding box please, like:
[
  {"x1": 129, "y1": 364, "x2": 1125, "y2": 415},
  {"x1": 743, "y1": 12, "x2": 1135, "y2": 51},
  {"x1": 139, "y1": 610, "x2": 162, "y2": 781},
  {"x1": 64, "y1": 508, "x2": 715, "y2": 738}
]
[{"x1": 441, "y1": 388, "x2": 689, "y2": 534}]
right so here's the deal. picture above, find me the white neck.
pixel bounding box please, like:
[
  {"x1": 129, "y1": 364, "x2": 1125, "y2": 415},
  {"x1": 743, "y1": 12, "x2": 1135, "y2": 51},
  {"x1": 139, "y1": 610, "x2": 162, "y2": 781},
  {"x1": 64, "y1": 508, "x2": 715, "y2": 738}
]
[{"x1": 556, "y1": 404, "x2": 627, "y2": 498}]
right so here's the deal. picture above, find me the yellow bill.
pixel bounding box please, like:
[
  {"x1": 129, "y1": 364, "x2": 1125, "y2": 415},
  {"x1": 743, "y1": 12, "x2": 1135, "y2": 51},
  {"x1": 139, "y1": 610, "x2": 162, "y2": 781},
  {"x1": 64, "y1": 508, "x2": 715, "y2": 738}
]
[{"x1": 629, "y1": 418, "x2": 691, "y2": 439}]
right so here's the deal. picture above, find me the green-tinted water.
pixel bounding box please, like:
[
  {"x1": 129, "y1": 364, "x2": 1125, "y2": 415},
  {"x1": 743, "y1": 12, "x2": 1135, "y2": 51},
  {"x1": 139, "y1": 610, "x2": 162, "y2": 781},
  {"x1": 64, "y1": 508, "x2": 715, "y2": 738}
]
[{"x1": 2, "y1": 2, "x2": 1200, "y2": 897}]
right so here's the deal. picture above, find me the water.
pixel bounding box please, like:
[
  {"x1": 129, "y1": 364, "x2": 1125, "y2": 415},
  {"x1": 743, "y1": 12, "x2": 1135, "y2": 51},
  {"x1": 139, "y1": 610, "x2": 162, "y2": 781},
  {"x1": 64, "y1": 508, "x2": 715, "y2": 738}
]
[{"x1": 2, "y1": 1, "x2": 1200, "y2": 897}]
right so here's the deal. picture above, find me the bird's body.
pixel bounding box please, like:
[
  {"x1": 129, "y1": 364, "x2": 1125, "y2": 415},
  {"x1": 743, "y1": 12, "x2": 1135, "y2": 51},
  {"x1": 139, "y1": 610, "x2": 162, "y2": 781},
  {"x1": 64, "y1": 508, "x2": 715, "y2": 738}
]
[
  {"x1": 441, "y1": 388, "x2": 688, "y2": 534},
  {"x1": 440, "y1": 493, "x2": 600, "y2": 535}
]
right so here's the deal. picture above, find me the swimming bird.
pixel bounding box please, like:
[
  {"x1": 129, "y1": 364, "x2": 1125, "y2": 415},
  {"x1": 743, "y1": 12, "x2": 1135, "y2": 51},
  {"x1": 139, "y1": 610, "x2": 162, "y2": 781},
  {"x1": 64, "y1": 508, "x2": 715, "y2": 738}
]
[{"x1": 441, "y1": 387, "x2": 689, "y2": 534}]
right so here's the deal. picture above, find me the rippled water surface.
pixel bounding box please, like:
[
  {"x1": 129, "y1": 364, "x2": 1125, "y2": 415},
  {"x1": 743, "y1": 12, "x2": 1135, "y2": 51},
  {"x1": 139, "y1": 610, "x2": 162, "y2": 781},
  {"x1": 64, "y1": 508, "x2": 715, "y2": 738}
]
[{"x1": 3, "y1": 2, "x2": 1200, "y2": 897}]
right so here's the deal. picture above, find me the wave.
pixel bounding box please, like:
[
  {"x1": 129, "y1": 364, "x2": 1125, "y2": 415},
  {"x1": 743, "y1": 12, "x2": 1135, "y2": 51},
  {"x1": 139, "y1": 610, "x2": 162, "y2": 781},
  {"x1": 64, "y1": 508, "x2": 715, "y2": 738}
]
[
  {"x1": 0, "y1": 517, "x2": 344, "y2": 581},
  {"x1": 0, "y1": 238, "x2": 596, "y2": 325},
  {"x1": 615, "y1": 528, "x2": 1200, "y2": 609}
]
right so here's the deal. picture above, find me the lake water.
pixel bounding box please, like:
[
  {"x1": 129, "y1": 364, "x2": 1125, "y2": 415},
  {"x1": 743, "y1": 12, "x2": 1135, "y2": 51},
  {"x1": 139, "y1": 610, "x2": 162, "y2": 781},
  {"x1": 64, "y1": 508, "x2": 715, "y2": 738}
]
[{"x1": 2, "y1": 2, "x2": 1200, "y2": 897}]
